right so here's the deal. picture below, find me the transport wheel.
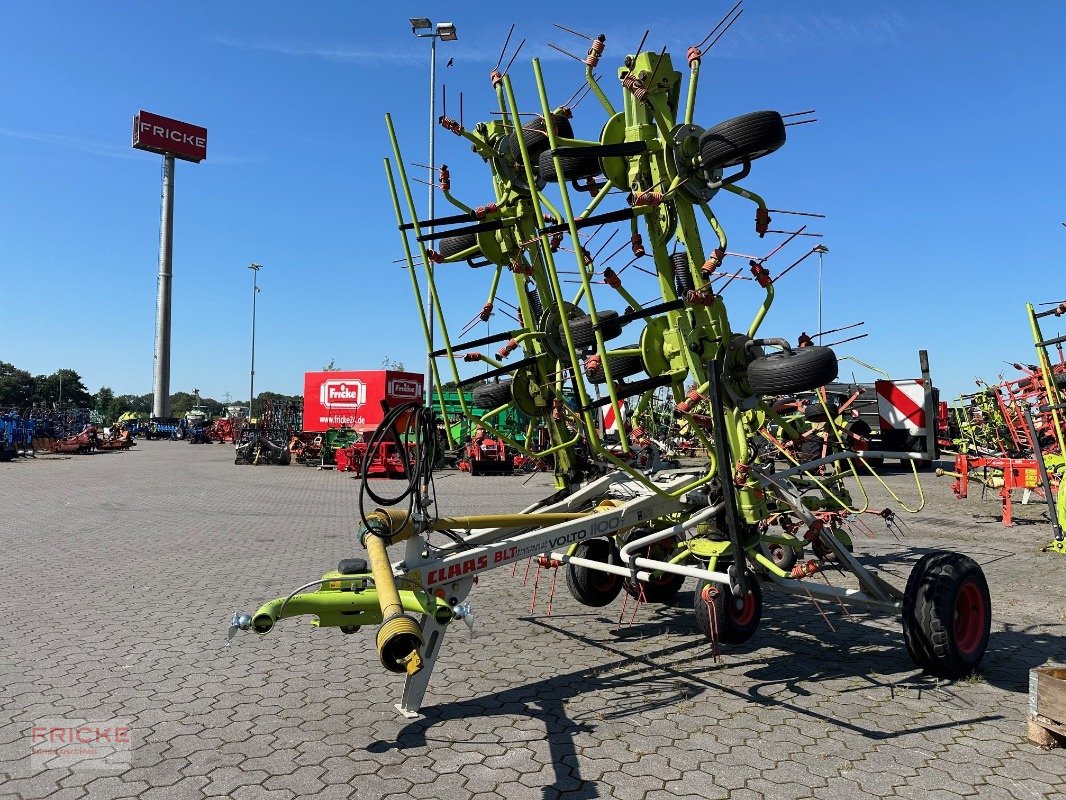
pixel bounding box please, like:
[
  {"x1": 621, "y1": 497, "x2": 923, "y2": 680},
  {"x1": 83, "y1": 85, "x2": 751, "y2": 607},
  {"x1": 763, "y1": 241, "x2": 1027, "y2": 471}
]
[
  {"x1": 472, "y1": 380, "x2": 512, "y2": 410},
  {"x1": 568, "y1": 310, "x2": 623, "y2": 349},
  {"x1": 902, "y1": 551, "x2": 991, "y2": 678},
  {"x1": 693, "y1": 577, "x2": 762, "y2": 644},
  {"x1": 699, "y1": 111, "x2": 786, "y2": 169},
  {"x1": 621, "y1": 530, "x2": 686, "y2": 603},
  {"x1": 747, "y1": 346, "x2": 838, "y2": 396},
  {"x1": 437, "y1": 233, "x2": 479, "y2": 260},
  {"x1": 565, "y1": 538, "x2": 623, "y2": 607},
  {"x1": 501, "y1": 113, "x2": 575, "y2": 163},
  {"x1": 761, "y1": 536, "x2": 799, "y2": 572},
  {"x1": 584, "y1": 345, "x2": 645, "y2": 384},
  {"x1": 538, "y1": 148, "x2": 601, "y2": 182},
  {"x1": 811, "y1": 531, "x2": 854, "y2": 564}
]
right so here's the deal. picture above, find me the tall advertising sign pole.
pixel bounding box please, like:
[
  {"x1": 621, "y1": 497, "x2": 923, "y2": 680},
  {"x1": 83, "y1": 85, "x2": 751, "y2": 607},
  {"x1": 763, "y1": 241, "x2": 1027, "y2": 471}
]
[
  {"x1": 154, "y1": 155, "x2": 175, "y2": 418},
  {"x1": 132, "y1": 110, "x2": 207, "y2": 418}
]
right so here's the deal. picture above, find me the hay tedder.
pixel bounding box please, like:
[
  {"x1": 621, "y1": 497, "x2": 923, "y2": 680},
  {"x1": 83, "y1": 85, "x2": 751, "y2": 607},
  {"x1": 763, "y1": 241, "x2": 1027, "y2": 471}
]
[
  {"x1": 233, "y1": 9, "x2": 992, "y2": 716},
  {"x1": 941, "y1": 302, "x2": 1066, "y2": 550}
]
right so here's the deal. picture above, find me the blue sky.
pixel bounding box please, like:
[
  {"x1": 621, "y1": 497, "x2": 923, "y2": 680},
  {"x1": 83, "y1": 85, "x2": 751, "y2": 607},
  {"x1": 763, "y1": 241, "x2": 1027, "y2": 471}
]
[{"x1": 1, "y1": 1, "x2": 1064, "y2": 402}]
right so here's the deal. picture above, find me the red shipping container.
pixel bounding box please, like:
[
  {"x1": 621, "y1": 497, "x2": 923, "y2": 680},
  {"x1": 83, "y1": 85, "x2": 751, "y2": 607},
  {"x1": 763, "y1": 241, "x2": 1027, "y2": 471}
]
[{"x1": 302, "y1": 371, "x2": 423, "y2": 433}]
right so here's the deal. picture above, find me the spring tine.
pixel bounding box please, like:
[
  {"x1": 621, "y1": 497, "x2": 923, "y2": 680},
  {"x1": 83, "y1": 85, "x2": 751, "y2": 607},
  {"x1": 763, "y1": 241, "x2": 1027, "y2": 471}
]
[
  {"x1": 646, "y1": 45, "x2": 668, "y2": 86},
  {"x1": 705, "y1": 7, "x2": 743, "y2": 52},
  {"x1": 591, "y1": 229, "x2": 620, "y2": 263},
  {"x1": 697, "y1": 0, "x2": 743, "y2": 49},
  {"x1": 570, "y1": 80, "x2": 596, "y2": 110},
  {"x1": 767, "y1": 208, "x2": 826, "y2": 218},
  {"x1": 554, "y1": 22, "x2": 593, "y2": 40},
  {"x1": 503, "y1": 38, "x2": 526, "y2": 75},
  {"x1": 765, "y1": 230, "x2": 823, "y2": 237},
  {"x1": 772, "y1": 246, "x2": 818, "y2": 283},
  {"x1": 785, "y1": 118, "x2": 818, "y2": 127},
  {"x1": 759, "y1": 225, "x2": 807, "y2": 263},
  {"x1": 494, "y1": 23, "x2": 516, "y2": 72},
  {"x1": 601, "y1": 236, "x2": 631, "y2": 266},
  {"x1": 634, "y1": 29, "x2": 650, "y2": 57},
  {"x1": 782, "y1": 109, "x2": 816, "y2": 118},
  {"x1": 547, "y1": 42, "x2": 584, "y2": 63},
  {"x1": 823, "y1": 333, "x2": 869, "y2": 348},
  {"x1": 496, "y1": 296, "x2": 519, "y2": 311}
]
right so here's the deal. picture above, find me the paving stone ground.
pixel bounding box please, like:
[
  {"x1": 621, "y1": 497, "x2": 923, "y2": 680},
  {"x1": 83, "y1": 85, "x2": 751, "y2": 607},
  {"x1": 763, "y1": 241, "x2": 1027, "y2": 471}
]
[{"x1": 1, "y1": 441, "x2": 1065, "y2": 799}]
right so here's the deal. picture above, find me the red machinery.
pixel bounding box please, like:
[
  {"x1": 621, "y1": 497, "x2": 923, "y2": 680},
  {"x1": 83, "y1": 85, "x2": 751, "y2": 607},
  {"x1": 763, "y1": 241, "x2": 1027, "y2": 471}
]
[
  {"x1": 458, "y1": 430, "x2": 513, "y2": 475},
  {"x1": 49, "y1": 425, "x2": 99, "y2": 454},
  {"x1": 335, "y1": 441, "x2": 415, "y2": 478}
]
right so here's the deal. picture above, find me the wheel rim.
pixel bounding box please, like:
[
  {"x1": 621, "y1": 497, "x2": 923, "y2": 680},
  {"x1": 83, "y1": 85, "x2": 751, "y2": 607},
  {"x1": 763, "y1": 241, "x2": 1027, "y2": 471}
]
[
  {"x1": 954, "y1": 580, "x2": 986, "y2": 655},
  {"x1": 732, "y1": 592, "x2": 756, "y2": 626},
  {"x1": 592, "y1": 571, "x2": 619, "y2": 593}
]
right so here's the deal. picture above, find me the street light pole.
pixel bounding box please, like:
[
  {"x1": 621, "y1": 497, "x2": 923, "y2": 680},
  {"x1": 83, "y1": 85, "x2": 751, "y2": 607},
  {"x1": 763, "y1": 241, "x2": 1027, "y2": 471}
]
[
  {"x1": 410, "y1": 18, "x2": 457, "y2": 403},
  {"x1": 814, "y1": 245, "x2": 829, "y2": 335},
  {"x1": 248, "y1": 263, "x2": 262, "y2": 420}
]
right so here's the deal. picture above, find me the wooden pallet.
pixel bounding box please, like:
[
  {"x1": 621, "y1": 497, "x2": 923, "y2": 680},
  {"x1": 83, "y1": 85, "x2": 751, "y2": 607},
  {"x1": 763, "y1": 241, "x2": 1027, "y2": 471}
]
[{"x1": 1028, "y1": 665, "x2": 1066, "y2": 749}]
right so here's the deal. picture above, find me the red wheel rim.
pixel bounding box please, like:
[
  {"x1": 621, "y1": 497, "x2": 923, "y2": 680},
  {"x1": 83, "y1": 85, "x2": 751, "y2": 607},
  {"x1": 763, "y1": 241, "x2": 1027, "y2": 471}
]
[
  {"x1": 592, "y1": 571, "x2": 618, "y2": 592},
  {"x1": 954, "y1": 580, "x2": 986, "y2": 655},
  {"x1": 732, "y1": 592, "x2": 756, "y2": 626}
]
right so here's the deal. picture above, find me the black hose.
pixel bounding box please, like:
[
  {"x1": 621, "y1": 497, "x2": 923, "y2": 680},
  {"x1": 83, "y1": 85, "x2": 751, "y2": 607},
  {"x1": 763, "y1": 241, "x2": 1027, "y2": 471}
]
[{"x1": 358, "y1": 401, "x2": 439, "y2": 536}]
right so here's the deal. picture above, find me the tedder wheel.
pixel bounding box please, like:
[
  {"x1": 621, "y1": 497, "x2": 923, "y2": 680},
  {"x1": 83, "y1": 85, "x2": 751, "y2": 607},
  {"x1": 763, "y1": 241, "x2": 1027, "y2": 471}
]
[
  {"x1": 621, "y1": 530, "x2": 686, "y2": 603},
  {"x1": 761, "y1": 536, "x2": 799, "y2": 572},
  {"x1": 902, "y1": 551, "x2": 991, "y2": 679},
  {"x1": 472, "y1": 380, "x2": 512, "y2": 410},
  {"x1": 699, "y1": 111, "x2": 786, "y2": 169},
  {"x1": 693, "y1": 577, "x2": 763, "y2": 645},
  {"x1": 584, "y1": 344, "x2": 645, "y2": 384},
  {"x1": 568, "y1": 310, "x2": 623, "y2": 349},
  {"x1": 538, "y1": 148, "x2": 602, "y2": 182},
  {"x1": 437, "y1": 233, "x2": 479, "y2": 260},
  {"x1": 747, "y1": 346, "x2": 838, "y2": 396},
  {"x1": 565, "y1": 538, "x2": 623, "y2": 607},
  {"x1": 502, "y1": 114, "x2": 575, "y2": 162}
]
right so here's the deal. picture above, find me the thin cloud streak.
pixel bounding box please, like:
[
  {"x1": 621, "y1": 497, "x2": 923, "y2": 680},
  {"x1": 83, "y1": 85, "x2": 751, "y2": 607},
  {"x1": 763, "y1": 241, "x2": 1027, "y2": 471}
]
[{"x1": 0, "y1": 127, "x2": 141, "y2": 160}]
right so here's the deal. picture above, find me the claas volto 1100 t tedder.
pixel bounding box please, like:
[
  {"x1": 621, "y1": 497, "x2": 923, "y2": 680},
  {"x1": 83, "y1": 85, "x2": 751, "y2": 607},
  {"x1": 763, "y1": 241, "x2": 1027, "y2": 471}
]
[{"x1": 232, "y1": 5, "x2": 991, "y2": 717}]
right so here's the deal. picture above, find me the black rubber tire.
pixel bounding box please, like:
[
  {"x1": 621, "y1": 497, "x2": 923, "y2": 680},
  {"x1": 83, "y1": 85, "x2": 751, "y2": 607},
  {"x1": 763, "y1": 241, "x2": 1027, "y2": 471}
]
[
  {"x1": 693, "y1": 577, "x2": 762, "y2": 645},
  {"x1": 472, "y1": 380, "x2": 512, "y2": 410},
  {"x1": 538, "y1": 148, "x2": 601, "y2": 182},
  {"x1": 902, "y1": 551, "x2": 991, "y2": 679},
  {"x1": 761, "y1": 538, "x2": 799, "y2": 572},
  {"x1": 565, "y1": 538, "x2": 624, "y2": 607},
  {"x1": 567, "y1": 310, "x2": 622, "y2": 349},
  {"x1": 621, "y1": 530, "x2": 686, "y2": 603},
  {"x1": 747, "y1": 346, "x2": 838, "y2": 396},
  {"x1": 502, "y1": 114, "x2": 575, "y2": 163},
  {"x1": 699, "y1": 111, "x2": 786, "y2": 169},
  {"x1": 437, "y1": 233, "x2": 479, "y2": 260},
  {"x1": 585, "y1": 345, "x2": 645, "y2": 384}
]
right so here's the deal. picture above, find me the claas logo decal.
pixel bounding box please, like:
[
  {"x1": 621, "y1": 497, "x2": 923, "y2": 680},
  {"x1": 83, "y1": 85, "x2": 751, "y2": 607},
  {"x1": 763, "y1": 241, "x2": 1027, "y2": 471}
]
[{"x1": 320, "y1": 379, "x2": 366, "y2": 408}]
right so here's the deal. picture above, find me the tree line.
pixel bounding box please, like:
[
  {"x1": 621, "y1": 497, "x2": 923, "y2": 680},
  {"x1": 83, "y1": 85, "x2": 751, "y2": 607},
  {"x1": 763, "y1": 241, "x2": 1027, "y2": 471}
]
[{"x1": 0, "y1": 361, "x2": 299, "y2": 422}]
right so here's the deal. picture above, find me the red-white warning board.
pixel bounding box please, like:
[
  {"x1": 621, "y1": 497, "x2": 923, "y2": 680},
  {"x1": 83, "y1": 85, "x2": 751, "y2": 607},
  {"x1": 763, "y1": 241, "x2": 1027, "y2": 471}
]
[{"x1": 875, "y1": 379, "x2": 927, "y2": 434}]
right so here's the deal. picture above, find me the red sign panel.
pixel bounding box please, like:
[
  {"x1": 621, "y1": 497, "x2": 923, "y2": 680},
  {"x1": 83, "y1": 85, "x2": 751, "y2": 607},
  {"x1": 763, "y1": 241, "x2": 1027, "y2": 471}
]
[
  {"x1": 302, "y1": 370, "x2": 424, "y2": 432},
  {"x1": 132, "y1": 110, "x2": 207, "y2": 163}
]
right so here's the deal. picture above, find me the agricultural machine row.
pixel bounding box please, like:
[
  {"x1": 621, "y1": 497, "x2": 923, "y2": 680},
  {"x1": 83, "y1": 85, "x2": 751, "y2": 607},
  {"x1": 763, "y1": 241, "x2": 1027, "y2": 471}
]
[
  {"x1": 939, "y1": 302, "x2": 1066, "y2": 552},
  {"x1": 232, "y1": 8, "x2": 992, "y2": 717}
]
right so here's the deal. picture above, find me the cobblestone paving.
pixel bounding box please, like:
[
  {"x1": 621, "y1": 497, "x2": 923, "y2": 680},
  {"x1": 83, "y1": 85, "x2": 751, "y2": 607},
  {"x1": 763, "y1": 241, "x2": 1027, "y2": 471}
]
[{"x1": 1, "y1": 442, "x2": 1064, "y2": 799}]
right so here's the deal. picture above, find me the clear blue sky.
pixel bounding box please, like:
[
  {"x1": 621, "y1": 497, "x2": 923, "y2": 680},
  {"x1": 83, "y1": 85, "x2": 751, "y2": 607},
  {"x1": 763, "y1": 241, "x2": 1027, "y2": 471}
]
[{"x1": 1, "y1": 1, "x2": 1064, "y2": 403}]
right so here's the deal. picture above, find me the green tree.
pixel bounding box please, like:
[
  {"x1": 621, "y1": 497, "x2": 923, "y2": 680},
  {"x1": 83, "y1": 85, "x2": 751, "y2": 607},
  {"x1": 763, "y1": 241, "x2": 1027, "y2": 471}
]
[
  {"x1": 381, "y1": 356, "x2": 406, "y2": 371},
  {"x1": 33, "y1": 369, "x2": 92, "y2": 408},
  {"x1": 0, "y1": 362, "x2": 36, "y2": 407}
]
